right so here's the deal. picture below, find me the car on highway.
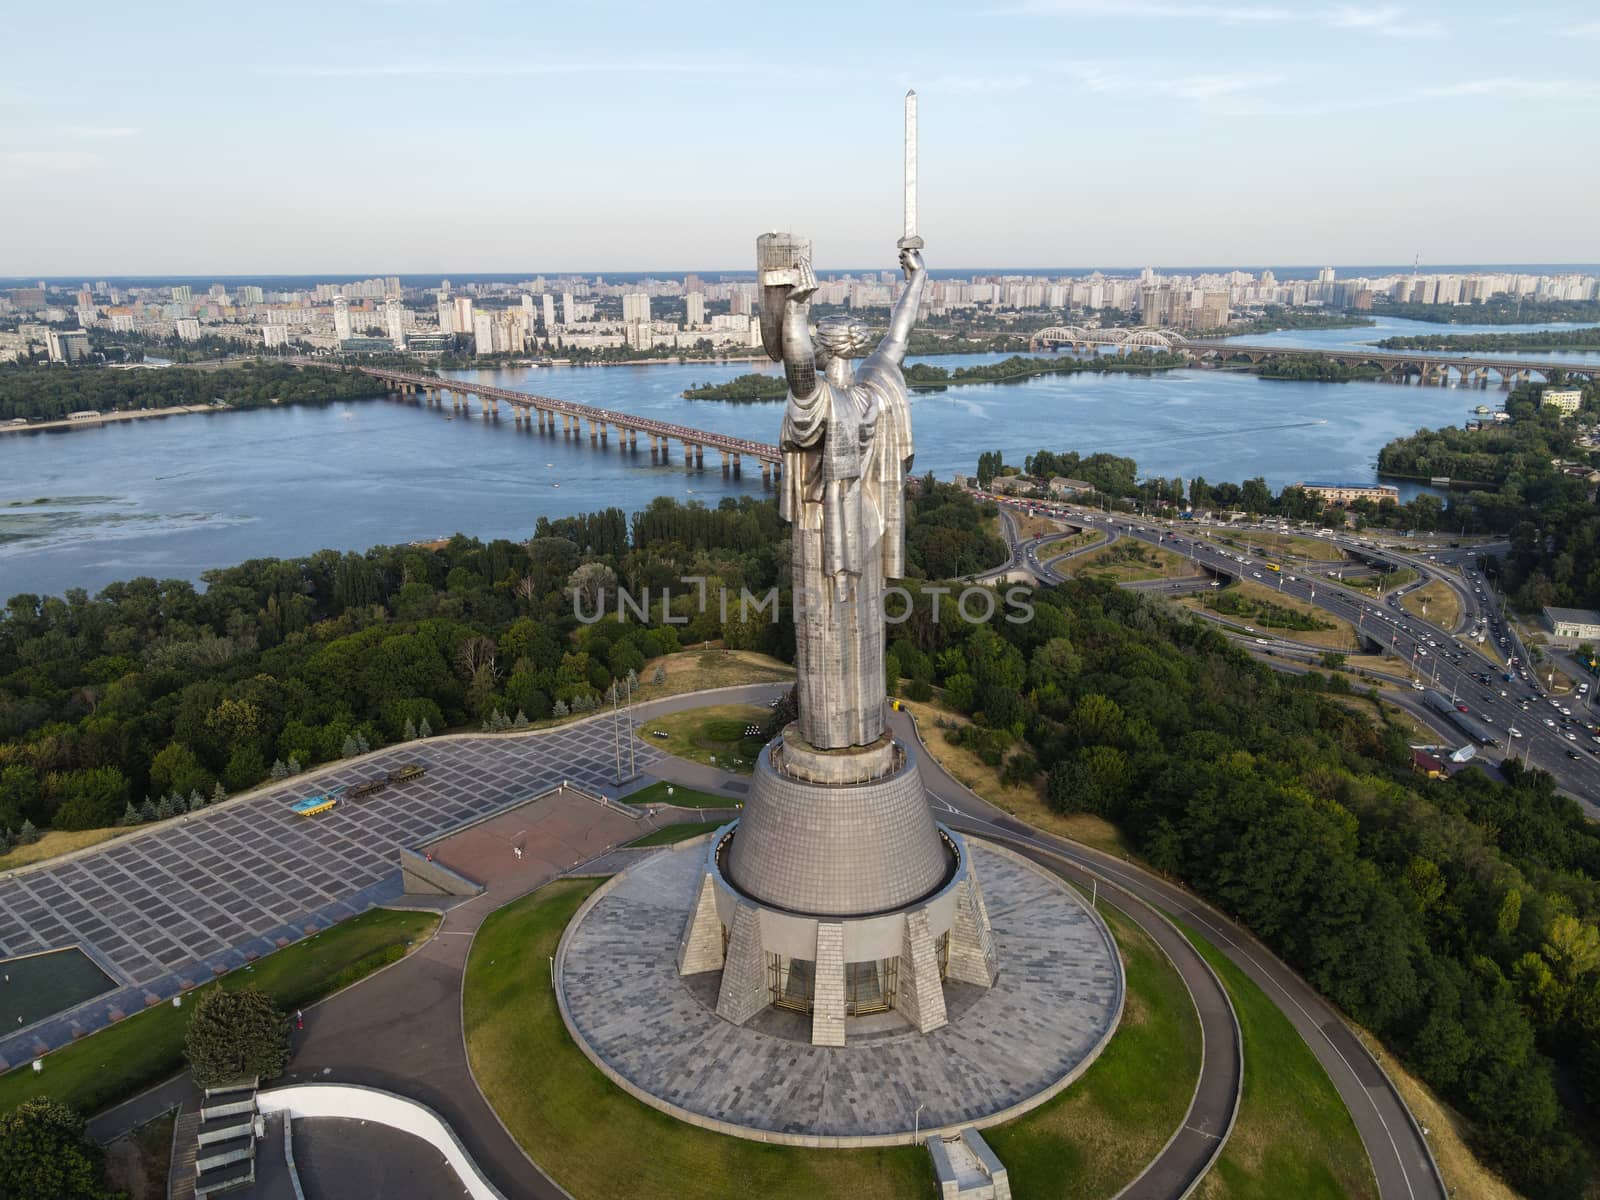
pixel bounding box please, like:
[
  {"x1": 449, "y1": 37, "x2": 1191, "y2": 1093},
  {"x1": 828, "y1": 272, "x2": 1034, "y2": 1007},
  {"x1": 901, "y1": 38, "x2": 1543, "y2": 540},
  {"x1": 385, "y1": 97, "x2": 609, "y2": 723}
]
[
  {"x1": 1456, "y1": 702, "x2": 1470, "y2": 713},
  {"x1": 1254, "y1": 637, "x2": 1269, "y2": 646},
  {"x1": 1509, "y1": 727, "x2": 1523, "y2": 738},
  {"x1": 1569, "y1": 749, "x2": 1583, "y2": 760},
  {"x1": 1545, "y1": 718, "x2": 1558, "y2": 727},
  {"x1": 1411, "y1": 681, "x2": 1424, "y2": 691}
]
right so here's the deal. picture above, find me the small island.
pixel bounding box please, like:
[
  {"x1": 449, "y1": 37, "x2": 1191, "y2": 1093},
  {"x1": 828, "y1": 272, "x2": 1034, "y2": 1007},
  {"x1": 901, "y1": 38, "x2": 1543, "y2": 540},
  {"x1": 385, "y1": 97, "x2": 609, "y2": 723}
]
[
  {"x1": 1375, "y1": 326, "x2": 1600, "y2": 352},
  {"x1": 683, "y1": 353, "x2": 1188, "y2": 399}
]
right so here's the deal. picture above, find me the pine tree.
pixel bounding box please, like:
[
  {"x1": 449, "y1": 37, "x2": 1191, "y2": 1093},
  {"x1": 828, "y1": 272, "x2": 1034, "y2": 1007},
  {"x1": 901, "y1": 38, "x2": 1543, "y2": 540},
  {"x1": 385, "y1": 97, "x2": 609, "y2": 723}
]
[
  {"x1": 513, "y1": 710, "x2": 529, "y2": 728},
  {"x1": 652, "y1": 665, "x2": 666, "y2": 684},
  {"x1": 183, "y1": 986, "x2": 290, "y2": 1087},
  {"x1": 18, "y1": 819, "x2": 40, "y2": 845},
  {"x1": 189, "y1": 789, "x2": 205, "y2": 812},
  {"x1": 418, "y1": 718, "x2": 432, "y2": 738},
  {"x1": 287, "y1": 756, "x2": 302, "y2": 775},
  {"x1": 626, "y1": 667, "x2": 639, "y2": 688},
  {"x1": 403, "y1": 718, "x2": 418, "y2": 740},
  {"x1": 269, "y1": 759, "x2": 288, "y2": 780},
  {"x1": 211, "y1": 780, "x2": 227, "y2": 804},
  {"x1": 553, "y1": 699, "x2": 569, "y2": 717},
  {"x1": 355, "y1": 733, "x2": 370, "y2": 754},
  {"x1": 139, "y1": 798, "x2": 158, "y2": 822},
  {"x1": 341, "y1": 735, "x2": 359, "y2": 758},
  {"x1": 191, "y1": 792, "x2": 208, "y2": 812},
  {"x1": 117, "y1": 802, "x2": 140, "y2": 827}
]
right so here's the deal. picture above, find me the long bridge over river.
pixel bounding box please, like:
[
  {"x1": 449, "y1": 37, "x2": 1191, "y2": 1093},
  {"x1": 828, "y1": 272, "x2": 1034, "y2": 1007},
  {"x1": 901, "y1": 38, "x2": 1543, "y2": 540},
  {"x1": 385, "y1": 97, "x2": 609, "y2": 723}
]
[
  {"x1": 357, "y1": 367, "x2": 784, "y2": 480},
  {"x1": 1029, "y1": 326, "x2": 1598, "y2": 386}
]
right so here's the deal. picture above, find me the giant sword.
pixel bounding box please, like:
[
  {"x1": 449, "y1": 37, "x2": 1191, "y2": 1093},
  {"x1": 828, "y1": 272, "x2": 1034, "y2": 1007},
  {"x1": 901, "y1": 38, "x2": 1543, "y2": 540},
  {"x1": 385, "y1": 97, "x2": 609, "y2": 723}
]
[{"x1": 898, "y1": 88, "x2": 923, "y2": 251}]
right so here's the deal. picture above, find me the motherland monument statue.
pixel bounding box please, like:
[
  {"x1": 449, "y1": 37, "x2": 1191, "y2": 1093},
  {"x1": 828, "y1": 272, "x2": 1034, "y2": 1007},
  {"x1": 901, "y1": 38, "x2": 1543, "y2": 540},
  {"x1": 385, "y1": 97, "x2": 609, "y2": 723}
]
[
  {"x1": 675, "y1": 93, "x2": 999, "y2": 1048},
  {"x1": 757, "y1": 91, "x2": 927, "y2": 751}
]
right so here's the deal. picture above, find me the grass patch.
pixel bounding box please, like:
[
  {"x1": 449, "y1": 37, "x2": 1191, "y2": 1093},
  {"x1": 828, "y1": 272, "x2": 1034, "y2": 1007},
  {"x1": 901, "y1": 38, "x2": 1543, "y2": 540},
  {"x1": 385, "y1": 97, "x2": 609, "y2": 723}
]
[
  {"x1": 1343, "y1": 567, "x2": 1419, "y2": 594},
  {"x1": 1183, "y1": 580, "x2": 1360, "y2": 650},
  {"x1": 0, "y1": 826, "x2": 126, "y2": 872},
  {"x1": 624, "y1": 779, "x2": 737, "y2": 810},
  {"x1": 104, "y1": 1109, "x2": 175, "y2": 1200},
  {"x1": 464, "y1": 879, "x2": 931, "y2": 1200},
  {"x1": 896, "y1": 696, "x2": 1133, "y2": 860},
  {"x1": 1200, "y1": 530, "x2": 1345, "y2": 562},
  {"x1": 1400, "y1": 580, "x2": 1461, "y2": 631},
  {"x1": 1059, "y1": 541, "x2": 1199, "y2": 584},
  {"x1": 0, "y1": 907, "x2": 438, "y2": 1118},
  {"x1": 635, "y1": 703, "x2": 771, "y2": 774},
  {"x1": 628, "y1": 820, "x2": 725, "y2": 848},
  {"x1": 983, "y1": 898, "x2": 1202, "y2": 1198},
  {"x1": 1180, "y1": 922, "x2": 1376, "y2": 1200},
  {"x1": 1041, "y1": 528, "x2": 1106, "y2": 566}
]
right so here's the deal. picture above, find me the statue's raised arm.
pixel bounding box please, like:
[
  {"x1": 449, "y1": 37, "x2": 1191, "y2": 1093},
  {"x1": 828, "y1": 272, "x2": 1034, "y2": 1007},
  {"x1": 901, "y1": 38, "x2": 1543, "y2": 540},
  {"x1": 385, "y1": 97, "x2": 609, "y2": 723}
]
[{"x1": 869, "y1": 247, "x2": 927, "y2": 369}]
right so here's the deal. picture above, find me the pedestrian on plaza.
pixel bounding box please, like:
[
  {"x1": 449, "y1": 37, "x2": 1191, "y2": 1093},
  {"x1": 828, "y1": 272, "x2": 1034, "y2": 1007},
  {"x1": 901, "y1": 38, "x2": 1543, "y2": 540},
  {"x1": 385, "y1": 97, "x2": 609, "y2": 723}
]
[{"x1": 295, "y1": 1009, "x2": 304, "y2": 1030}]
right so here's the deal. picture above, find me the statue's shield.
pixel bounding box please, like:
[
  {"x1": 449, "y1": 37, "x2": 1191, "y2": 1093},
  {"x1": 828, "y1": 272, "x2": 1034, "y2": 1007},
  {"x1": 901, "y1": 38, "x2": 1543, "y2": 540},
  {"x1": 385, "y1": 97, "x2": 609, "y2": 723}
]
[{"x1": 756, "y1": 233, "x2": 811, "y2": 363}]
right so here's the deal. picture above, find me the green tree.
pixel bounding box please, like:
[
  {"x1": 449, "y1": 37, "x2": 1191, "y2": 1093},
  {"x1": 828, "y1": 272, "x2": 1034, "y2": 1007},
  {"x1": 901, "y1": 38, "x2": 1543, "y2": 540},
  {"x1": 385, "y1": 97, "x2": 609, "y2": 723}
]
[
  {"x1": 0, "y1": 1099, "x2": 116, "y2": 1200},
  {"x1": 183, "y1": 986, "x2": 289, "y2": 1087}
]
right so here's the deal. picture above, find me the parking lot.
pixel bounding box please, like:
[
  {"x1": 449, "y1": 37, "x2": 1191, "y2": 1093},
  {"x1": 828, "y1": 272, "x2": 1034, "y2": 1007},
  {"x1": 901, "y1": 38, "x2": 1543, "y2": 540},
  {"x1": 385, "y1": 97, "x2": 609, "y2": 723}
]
[{"x1": 0, "y1": 718, "x2": 661, "y2": 1066}]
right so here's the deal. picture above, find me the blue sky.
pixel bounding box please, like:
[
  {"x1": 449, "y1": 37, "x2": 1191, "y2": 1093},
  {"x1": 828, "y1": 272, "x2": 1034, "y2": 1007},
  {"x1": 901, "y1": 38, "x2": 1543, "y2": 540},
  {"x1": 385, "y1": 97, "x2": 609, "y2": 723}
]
[{"x1": 3, "y1": 1, "x2": 1596, "y2": 274}]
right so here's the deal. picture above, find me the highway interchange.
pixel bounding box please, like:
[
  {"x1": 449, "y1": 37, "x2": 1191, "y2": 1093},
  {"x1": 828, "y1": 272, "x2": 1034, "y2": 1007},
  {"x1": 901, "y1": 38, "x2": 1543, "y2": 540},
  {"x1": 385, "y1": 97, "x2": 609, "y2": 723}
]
[{"x1": 989, "y1": 501, "x2": 1600, "y2": 816}]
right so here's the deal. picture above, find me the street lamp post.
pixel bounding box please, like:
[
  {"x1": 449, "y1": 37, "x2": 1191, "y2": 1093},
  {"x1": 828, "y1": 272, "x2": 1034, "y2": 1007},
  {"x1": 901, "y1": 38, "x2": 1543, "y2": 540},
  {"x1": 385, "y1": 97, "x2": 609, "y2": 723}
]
[{"x1": 913, "y1": 1102, "x2": 925, "y2": 1146}]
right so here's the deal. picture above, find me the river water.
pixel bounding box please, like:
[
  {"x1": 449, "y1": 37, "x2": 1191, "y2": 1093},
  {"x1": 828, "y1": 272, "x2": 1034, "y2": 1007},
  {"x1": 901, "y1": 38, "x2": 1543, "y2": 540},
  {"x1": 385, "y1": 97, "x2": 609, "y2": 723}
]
[{"x1": 1, "y1": 316, "x2": 1594, "y2": 598}]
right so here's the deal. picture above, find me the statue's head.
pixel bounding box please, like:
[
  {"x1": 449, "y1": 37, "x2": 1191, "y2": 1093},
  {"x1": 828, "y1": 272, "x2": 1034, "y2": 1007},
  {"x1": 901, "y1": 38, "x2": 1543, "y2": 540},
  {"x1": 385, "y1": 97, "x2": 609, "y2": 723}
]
[{"x1": 813, "y1": 315, "x2": 876, "y2": 362}]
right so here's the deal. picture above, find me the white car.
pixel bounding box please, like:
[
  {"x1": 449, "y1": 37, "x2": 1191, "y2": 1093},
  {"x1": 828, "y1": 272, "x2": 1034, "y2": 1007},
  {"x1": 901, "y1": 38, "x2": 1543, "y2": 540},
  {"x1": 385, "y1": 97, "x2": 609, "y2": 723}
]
[
  {"x1": 1411, "y1": 681, "x2": 1424, "y2": 691},
  {"x1": 1254, "y1": 637, "x2": 1269, "y2": 646},
  {"x1": 1545, "y1": 718, "x2": 1557, "y2": 727},
  {"x1": 1509, "y1": 727, "x2": 1523, "y2": 738},
  {"x1": 1568, "y1": 732, "x2": 1579, "y2": 742}
]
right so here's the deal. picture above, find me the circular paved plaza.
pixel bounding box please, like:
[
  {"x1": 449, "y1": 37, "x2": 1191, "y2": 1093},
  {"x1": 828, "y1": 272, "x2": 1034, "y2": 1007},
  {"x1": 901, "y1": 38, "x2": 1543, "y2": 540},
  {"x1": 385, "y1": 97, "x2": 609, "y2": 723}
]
[{"x1": 555, "y1": 836, "x2": 1124, "y2": 1145}]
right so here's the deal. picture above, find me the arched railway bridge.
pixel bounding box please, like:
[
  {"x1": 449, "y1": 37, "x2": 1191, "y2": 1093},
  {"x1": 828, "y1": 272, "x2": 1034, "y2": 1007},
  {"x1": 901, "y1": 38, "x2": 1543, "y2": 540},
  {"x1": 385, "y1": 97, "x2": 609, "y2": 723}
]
[
  {"x1": 1028, "y1": 327, "x2": 1598, "y2": 386},
  {"x1": 357, "y1": 367, "x2": 784, "y2": 481}
]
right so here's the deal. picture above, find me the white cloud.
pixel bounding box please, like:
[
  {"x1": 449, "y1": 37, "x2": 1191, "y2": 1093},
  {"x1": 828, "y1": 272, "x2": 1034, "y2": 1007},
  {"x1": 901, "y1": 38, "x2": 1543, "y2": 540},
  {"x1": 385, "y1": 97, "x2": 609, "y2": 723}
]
[
  {"x1": 274, "y1": 56, "x2": 752, "y2": 79},
  {"x1": 63, "y1": 125, "x2": 140, "y2": 139},
  {"x1": 1419, "y1": 77, "x2": 1600, "y2": 100},
  {"x1": 3, "y1": 150, "x2": 100, "y2": 174},
  {"x1": 1006, "y1": 0, "x2": 1442, "y2": 37}
]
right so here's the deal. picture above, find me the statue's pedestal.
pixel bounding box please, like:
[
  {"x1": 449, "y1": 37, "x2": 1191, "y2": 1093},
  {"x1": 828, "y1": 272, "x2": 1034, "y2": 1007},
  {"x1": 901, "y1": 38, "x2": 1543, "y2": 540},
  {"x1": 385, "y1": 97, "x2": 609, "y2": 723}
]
[{"x1": 678, "y1": 730, "x2": 998, "y2": 1046}]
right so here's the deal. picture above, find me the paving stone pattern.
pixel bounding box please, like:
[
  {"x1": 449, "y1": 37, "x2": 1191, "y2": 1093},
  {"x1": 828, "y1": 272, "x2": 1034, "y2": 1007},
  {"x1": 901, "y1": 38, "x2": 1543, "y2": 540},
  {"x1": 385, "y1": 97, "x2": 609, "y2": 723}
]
[
  {"x1": 0, "y1": 725, "x2": 661, "y2": 1069},
  {"x1": 560, "y1": 841, "x2": 1122, "y2": 1138}
]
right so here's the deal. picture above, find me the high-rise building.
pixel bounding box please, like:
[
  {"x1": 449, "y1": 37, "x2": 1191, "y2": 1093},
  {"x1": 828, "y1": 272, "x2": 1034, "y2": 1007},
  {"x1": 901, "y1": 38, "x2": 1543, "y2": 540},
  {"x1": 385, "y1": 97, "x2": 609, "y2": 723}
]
[
  {"x1": 385, "y1": 297, "x2": 406, "y2": 349},
  {"x1": 172, "y1": 285, "x2": 192, "y2": 303},
  {"x1": 685, "y1": 293, "x2": 706, "y2": 327},
  {"x1": 176, "y1": 318, "x2": 202, "y2": 341},
  {"x1": 454, "y1": 297, "x2": 475, "y2": 338},
  {"x1": 333, "y1": 297, "x2": 353, "y2": 342},
  {"x1": 472, "y1": 311, "x2": 494, "y2": 354},
  {"x1": 436, "y1": 296, "x2": 455, "y2": 334},
  {"x1": 385, "y1": 276, "x2": 401, "y2": 296},
  {"x1": 622, "y1": 292, "x2": 651, "y2": 323},
  {"x1": 46, "y1": 329, "x2": 90, "y2": 362},
  {"x1": 542, "y1": 293, "x2": 556, "y2": 329},
  {"x1": 684, "y1": 273, "x2": 703, "y2": 295},
  {"x1": 561, "y1": 292, "x2": 576, "y2": 325}
]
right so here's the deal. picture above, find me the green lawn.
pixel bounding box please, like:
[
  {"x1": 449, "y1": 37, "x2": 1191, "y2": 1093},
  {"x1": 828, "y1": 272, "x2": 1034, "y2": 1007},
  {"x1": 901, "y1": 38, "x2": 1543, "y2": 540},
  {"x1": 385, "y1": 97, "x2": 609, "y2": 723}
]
[
  {"x1": 0, "y1": 907, "x2": 438, "y2": 1117},
  {"x1": 982, "y1": 898, "x2": 1202, "y2": 1199},
  {"x1": 1181, "y1": 923, "x2": 1377, "y2": 1200},
  {"x1": 634, "y1": 704, "x2": 771, "y2": 774},
  {"x1": 628, "y1": 820, "x2": 726, "y2": 848},
  {"x1": 464, "y1": 879, "x2": 932, "y2": 1200},
  {"x1": 465, "y1": 878, "x2": 1208, "y2": 1200},
  {"x1": 624, "y1": 779, "x2": 739, "y2": 810}
]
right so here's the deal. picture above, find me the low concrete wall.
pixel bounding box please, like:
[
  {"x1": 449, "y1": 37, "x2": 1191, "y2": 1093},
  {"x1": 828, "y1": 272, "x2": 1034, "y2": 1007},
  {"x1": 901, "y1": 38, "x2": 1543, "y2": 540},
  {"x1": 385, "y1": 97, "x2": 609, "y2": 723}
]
[
  {"x1": 398, "y1": 847, "x2": 484, "y2": 897},
  {"x1": 257, "y1": 1084, "x2": 506, "y2": 1200}
]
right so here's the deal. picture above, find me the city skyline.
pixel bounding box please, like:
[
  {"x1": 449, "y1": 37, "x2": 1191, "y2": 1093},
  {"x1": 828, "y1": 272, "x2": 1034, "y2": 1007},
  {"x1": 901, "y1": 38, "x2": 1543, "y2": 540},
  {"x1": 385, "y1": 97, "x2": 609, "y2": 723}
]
[{"x1": 4, "y1": 1, "x2": 1598, "y2": 274}]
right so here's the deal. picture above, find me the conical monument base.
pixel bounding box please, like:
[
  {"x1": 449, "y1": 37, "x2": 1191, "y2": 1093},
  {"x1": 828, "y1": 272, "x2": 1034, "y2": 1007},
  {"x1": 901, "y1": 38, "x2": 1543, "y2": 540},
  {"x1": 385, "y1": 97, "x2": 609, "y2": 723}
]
[{"x1": 676, "y1": 732, "x2": 997, "y2": 1045}]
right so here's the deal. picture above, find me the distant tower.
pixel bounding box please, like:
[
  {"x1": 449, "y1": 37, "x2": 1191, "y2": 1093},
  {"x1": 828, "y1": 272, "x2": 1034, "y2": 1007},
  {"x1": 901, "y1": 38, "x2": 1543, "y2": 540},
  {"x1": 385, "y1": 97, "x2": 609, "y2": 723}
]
[{"x1": 333, "y1": 297, "x2": 352, "y2": 343}]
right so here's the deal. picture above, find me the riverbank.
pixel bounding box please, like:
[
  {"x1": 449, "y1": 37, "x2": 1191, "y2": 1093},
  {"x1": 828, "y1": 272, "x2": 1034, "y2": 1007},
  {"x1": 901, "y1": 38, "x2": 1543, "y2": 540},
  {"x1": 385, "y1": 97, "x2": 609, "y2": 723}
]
[{"x1": 0, "y1": 403, "x2": 228, "y2": 434}]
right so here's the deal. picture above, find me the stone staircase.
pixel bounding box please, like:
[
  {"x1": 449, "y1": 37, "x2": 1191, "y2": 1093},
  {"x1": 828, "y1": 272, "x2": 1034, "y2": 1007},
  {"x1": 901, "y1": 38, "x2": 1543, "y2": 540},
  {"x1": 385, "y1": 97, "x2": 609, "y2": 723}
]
[
  {"x1": 191, "y1": 1079, "x2": 260, "y2": 1198},
  {"x1": 927, "y1": 1127, "x2": 1011, "y2": 1200}
]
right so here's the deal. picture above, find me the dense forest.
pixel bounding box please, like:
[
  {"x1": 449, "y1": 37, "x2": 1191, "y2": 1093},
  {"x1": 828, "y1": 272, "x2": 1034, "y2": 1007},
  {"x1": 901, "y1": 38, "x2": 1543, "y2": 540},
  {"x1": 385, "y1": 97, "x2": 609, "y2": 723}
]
[
  {"x1": 1372, "y1": 298, "x2": 1600, "y2": 325},
  {"x1": 897, "y1": 580, "x2": 1595, "y2": 1196},
  {"x1": 0, "y1": 362, "x2": 386, "y2": 421},
  {"x1": 0, "y1": 484, "x2": 1001, "y2": 838},
  {"x1": 2, "y1": 478, "x2": 1598, "y2": 1191},
  {"x1": 1377, "y1": 326, "x2": 1600, "y2": 352}
]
